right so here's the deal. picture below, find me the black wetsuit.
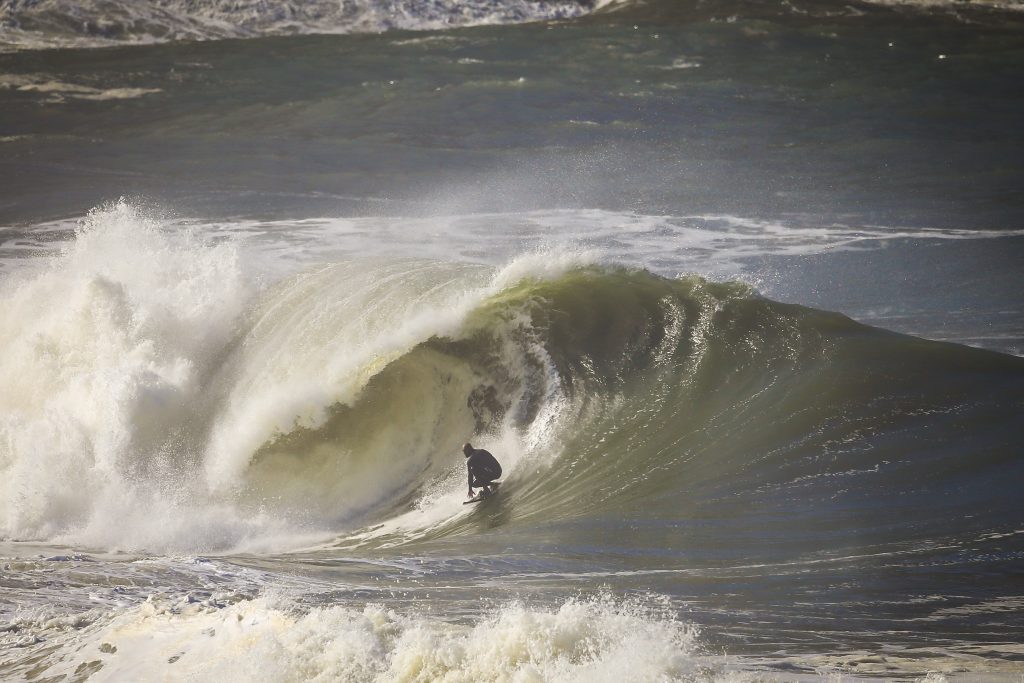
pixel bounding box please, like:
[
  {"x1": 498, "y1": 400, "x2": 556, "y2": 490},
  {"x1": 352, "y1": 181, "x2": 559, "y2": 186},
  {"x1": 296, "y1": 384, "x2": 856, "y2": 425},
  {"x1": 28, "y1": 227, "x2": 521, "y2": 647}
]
[{"x1": 466, "y1": 448, "x2": 502, "y2": 490}]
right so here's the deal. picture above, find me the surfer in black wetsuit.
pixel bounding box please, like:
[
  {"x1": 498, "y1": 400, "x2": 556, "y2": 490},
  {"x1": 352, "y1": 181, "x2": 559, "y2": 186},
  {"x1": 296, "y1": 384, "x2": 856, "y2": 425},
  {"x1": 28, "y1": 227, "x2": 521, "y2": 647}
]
[{"x1": 464, "y1": 442, "x2": 501, "y2": 498}]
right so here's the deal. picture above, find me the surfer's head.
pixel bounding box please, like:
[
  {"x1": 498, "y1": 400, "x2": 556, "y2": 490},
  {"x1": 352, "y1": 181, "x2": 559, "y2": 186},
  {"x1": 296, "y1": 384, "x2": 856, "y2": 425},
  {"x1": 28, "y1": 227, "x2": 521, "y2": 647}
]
[{"x1": 463, "y1": 442, "x2": 474, "y2": 457}]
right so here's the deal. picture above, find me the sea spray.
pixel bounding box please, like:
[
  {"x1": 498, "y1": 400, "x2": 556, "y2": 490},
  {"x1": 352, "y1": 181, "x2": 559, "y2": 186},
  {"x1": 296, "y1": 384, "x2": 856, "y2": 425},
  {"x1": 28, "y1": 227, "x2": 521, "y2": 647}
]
[
  {"x1": 24, "y1": 593, "x2": 710, "y2": 683},
  {"x1": 0, "y1": 200, "x2": 252, "y2": 548}
]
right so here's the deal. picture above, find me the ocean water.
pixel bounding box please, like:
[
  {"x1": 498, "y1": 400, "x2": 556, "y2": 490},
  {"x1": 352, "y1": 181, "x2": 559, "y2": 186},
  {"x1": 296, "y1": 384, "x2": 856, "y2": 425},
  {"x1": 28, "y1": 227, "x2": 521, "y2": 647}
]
[{"x1": 1, "y1": 0, "x2": 1023, "y2": 680}]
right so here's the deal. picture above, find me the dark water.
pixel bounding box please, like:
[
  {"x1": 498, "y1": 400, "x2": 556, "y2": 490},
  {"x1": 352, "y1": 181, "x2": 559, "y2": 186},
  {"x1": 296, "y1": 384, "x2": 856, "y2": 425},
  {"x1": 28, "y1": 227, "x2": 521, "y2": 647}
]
[
  {"x1": 1, "y1": 1, "x2": 1023, "y2": 680},
  {"x1": 2, "y1": 0, "x2": 1024, "y2": 226}
]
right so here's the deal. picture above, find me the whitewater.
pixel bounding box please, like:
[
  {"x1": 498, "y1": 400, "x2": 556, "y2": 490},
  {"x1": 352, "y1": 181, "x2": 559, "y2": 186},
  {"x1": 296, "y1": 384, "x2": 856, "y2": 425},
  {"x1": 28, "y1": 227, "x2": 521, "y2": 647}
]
[{"x1": 2, "y1": 0, "x2": 1023, "y2": 680}]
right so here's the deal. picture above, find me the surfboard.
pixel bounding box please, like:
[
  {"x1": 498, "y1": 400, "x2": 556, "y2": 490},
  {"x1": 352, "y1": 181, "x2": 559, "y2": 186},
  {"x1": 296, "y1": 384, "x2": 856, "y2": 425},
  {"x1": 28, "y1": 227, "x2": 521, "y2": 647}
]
[{"x1": 463, "y1": 482, "x2": 501, "y2": 504}]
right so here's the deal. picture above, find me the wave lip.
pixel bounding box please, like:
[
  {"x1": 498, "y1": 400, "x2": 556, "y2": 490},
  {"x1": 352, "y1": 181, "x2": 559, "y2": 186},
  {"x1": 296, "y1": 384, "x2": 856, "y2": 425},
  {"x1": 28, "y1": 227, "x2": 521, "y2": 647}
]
[{"x1": 0, "y1": 0, "x2": 595, "y2": 51}]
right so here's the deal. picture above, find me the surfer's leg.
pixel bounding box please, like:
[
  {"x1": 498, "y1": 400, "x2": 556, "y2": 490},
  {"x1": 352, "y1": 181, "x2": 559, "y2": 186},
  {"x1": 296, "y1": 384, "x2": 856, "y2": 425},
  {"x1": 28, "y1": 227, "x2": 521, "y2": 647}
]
[{"x1": 470, "y1": 475, "x2": 496, "y2": 494}]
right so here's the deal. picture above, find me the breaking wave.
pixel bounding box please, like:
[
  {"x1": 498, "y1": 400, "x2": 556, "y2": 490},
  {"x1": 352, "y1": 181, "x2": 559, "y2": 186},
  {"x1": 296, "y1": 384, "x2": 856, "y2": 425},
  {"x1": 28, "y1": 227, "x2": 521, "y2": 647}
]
[
  {"x1": 3, "y1": 592, "x2": 722, "y2": 683},
  {"x1": 0, "y1": 201, "x2": 1021, "y2": 555}
]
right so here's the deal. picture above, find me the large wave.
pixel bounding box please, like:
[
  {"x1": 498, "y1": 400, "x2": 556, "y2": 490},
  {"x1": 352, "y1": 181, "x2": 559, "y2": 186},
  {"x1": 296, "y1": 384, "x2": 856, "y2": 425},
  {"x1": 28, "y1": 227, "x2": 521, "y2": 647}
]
[
  {"x1": 0, "y1": 201, "x2": 595, "y2": 551},
  {"x1": 1, "y1": 201, "x2": 1021, "y2": 554}
]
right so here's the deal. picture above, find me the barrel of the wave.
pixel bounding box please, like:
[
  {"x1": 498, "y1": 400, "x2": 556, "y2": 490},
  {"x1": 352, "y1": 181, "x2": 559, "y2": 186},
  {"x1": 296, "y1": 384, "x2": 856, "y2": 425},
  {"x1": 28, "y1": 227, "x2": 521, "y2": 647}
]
[{"x1": 412, "y1": 266, "x2": 1024, "y2": 556}]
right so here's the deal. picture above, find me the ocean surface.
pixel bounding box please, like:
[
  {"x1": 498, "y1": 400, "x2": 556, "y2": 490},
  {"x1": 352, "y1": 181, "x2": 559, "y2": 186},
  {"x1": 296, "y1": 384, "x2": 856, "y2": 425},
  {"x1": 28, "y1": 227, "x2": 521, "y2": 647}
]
[{"x1": 1, "y1": 0, "x2": 1023, "y2": 680}]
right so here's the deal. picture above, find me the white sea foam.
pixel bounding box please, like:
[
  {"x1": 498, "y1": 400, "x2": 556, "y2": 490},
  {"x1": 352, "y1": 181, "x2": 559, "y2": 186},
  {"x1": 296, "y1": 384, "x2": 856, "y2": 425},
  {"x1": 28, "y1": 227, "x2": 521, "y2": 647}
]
[
  {"x1": 0, "y1": 201, "x2": 367, "y2": 552},
  {"x1": 10, "y1": 580, "x2": 1015, "y2": 682},
  {"x1": 20, "y1": 209, "x2": 1021, "y2": 287},
  {"x1": 0, "y1": 0, "x2": 595, "y2": 52},
  {"x1": 189, "y1": 209, "x2": 1024, "y2": 291},
  {"x1": 30, "y1": 593, "x2": 714, "y2": 683},
  {"x1": 0, "y1": 74, "x2": 161, "y2": 101},
  {"x1": 0, "y1": 200, "x2": 259, "y2": 550}
]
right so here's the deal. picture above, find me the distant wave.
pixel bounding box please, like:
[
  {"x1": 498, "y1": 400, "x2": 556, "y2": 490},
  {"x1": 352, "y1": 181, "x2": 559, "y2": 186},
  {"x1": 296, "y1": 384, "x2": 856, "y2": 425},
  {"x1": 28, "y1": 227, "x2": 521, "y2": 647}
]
[
  {"x1": 858, "y1": 0, "x2": 1024, "y2": 11},
  {"x1": 0, "y1": 0, "x2": 598, "y2": 51},
  {"x1": 4, "y1": 0, "x2": 1022, "y2": 52}
]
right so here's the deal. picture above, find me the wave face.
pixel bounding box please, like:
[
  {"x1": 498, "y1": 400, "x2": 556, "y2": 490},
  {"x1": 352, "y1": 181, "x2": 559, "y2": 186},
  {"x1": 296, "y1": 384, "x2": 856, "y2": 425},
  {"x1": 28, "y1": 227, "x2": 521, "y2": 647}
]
[
  {"x1": 1, "y1": 202, "x2": 1021, "y2": 558},
  {"x1": 350, "y1": 263, "x2": 1024, "y2": 554},
  {"x1": 0, "y1": 0, "x2": 595, "y2": 50}
]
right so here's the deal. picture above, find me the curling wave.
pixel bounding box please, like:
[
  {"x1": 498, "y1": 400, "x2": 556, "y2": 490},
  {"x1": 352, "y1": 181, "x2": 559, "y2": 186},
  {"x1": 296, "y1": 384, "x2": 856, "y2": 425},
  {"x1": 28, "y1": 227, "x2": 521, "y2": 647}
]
[{"x1": 1, "y1": 201, "x2": 1021, "y2": 556}]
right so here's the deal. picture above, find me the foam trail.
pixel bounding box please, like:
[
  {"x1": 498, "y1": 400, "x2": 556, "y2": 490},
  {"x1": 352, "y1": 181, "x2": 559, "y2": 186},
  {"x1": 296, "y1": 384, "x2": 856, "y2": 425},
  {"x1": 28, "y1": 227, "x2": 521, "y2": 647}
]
[{"x1": 33, "y1": 594, "x2": 710, "y2": 683}]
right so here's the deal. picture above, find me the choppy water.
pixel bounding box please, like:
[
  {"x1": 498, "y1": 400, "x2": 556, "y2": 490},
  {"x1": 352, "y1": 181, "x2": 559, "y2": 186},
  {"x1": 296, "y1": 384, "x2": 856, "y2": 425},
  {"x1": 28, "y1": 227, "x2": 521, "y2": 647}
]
[{"x1": 1, "y1": 0, "x2": 1023, "y2": 680}]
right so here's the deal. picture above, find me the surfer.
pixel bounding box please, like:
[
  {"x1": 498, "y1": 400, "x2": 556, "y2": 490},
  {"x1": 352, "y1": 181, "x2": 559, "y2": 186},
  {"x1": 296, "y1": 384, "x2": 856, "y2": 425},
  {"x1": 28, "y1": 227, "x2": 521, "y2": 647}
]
[{"x1": 464, "y1": 442, "x2": 501, "y2": 499}]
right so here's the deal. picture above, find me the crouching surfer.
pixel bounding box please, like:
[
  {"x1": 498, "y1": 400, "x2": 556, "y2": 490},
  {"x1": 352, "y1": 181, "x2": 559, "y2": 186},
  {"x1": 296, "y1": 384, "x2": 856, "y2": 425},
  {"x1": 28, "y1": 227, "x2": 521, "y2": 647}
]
[{"x1": 464, "y1": 442, "x2": 501, "y2": 500}]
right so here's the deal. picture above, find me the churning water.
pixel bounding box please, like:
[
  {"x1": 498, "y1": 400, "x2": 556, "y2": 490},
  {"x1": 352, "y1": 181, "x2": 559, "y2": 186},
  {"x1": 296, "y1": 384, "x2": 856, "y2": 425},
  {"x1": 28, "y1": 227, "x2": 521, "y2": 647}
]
[{"x1": 1, "y1": 0, "x2": 1023, "y2": 679}]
